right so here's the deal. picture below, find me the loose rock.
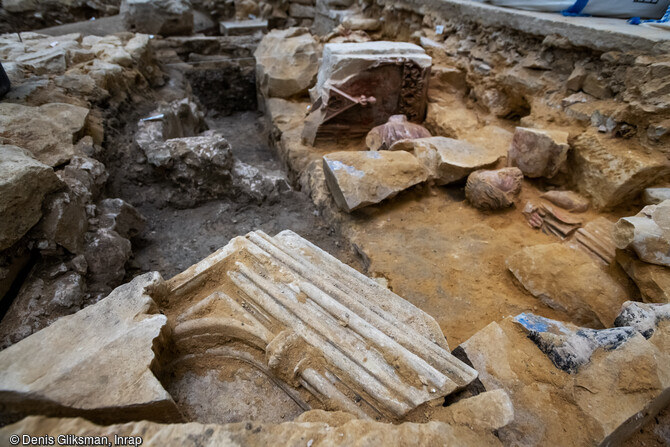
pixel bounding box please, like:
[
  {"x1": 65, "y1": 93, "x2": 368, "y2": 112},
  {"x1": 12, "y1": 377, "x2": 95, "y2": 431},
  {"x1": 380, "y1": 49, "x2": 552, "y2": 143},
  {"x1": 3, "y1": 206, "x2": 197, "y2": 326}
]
[
  {"x1": 121, "y1": 0, "x2": 194, "y2": 36},
  {"x1": 508, "y1": 127, "x2": 569, "y2": 179},
  {"x1": 0, "y1": 103, "x2": 90, "y2": 167},
  {"x1": 395, "y1": 137, "x2": 502, "y2": 185},
  {"x1": 506, "y1": 243, "x2": 629, "y2": 327},
  {"x1": 616, "y1": 250, "x2": 670, "y2": 303},
  {"x1": 254, "y1": 27, "x2": 320, "y2": 99},
  {"x1": 0, "y1": 272, "x2": 181, "y2": 424},
  {"x1": 540, "y1": 190, "x2": 590, "y2": 212}
]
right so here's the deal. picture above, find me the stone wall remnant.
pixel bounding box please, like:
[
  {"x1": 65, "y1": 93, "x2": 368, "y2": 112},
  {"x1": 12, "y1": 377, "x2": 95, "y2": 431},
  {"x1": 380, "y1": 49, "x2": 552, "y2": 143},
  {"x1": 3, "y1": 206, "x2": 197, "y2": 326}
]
[{"x1": 0, "y1": 145, "x2": 62, "y2": 252}]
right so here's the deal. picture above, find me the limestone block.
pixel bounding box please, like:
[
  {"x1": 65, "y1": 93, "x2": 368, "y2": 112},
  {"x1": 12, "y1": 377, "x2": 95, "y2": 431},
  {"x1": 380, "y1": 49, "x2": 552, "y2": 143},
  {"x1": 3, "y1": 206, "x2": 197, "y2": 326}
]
[
  {"x1": 289, "y1": 2, "x2": 316, "y2": 18},
  {"x1": 570, "y1": 130, "x2": 670, "y2": 210},
  {"x1": 0, "y1": 264, "x2": 85, "y2": 349},
  {"x1": 14, "y1": 48, "x2": 67, "y2": 75},
  {"x1": 506, "y1": 243, "x2": 629, "y2": 327},
  {"x1": 0, "y1": 145, "x2": 62, "y2": 251},
  {"x1": 614, "y1": 201, "x2": 670, "y2": 267},
  {"x1": 83, "y1": 228, "x2": 132, "y2": 288},
  {"x1": 0, "y1": 103, "x2": 90, "y2": 167},
  {"x1": 97, "y1": 198, "x2": 146, "y2": 239},
  {"x1": 36, "y1": 190, "x2": 88, "y2": 255},
  {"x1": 0, "y1": 273, "x2": 181, "y2": 424},
  {"x1": 314, "y1": 41, "x2": 431, "y2": 96},
  {"x1": 616, "y1": 250, "x2": 670, "y2": 303},
  {"x1": 465, "y1": 168, "x2": 523, "y2": 211},
  {"x1": 508, "y1": 127, "x2": 569, "y2": 178},
  {"x1": 342, "y1": 16, "x2": 381, "y2": 31},
  {"x1": 0, "y1": 414, "x2": 501, "y2": 446},
  {"x1": 459, "y1": 303, "x2": 670, "y2": 446},
  {"x1": 366, "y1": 114, "x2": 431, "y2": 151},
  {"x1": 151, "y1": 135, "x2": 235, "y2": 201},
  {"x1": 166, "y1": 230, "x2": 477, "y2": 420},
  {"x1": 439, "y1": 390, "x2": 514, "y2": 431},
  {"x1": 394, "y1": 137, "x2": 502, "y2": 186},
  {"x1": 643, "y1": 187, "x2": 670, "y2": 205},
  {"x1": 121, "y1": 0, "x2": 194, "y2": 36},
  {"x1": 254, "y1": 27, "x2": 320, "y2": 99},
  {"x1": 135, "y1": 98, "x2": 206, "y2": 154},
  {"x1": 322, "y1": 150, "x2": 428, "y2": 212}
]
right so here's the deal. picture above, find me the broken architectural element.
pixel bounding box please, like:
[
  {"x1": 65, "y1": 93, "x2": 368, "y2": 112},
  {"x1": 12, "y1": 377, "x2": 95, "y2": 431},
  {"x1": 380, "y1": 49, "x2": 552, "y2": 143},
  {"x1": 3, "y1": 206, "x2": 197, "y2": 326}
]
[
  {"x1": 166, "y1": 230, "x2": 477, "y2": 420},
  {"x1": 465, "y1": 167, "x2": 523, "y2": 211},
  {"x1": 614, "y1": 200, "x2": 670, "y2": 268},
  {"x1": 322, "y1": 150, "x2": 428, "y2": 212},
  {"x1": 302, "y1": 42, "x2": 431, "y2": 145},
  {"x1": 540, "y1": 190, "x2": 590, "y2": 213},
  {"x1": 0, "y1": 414, "x2": 502, "y2": 446},
  {"x1": 572, "y1": 217, "x2": 617, "y2": 265},
  {"x1": 365, "y1": 114, "x2": 431, "y2": 151},
  {"x1": 570, "y1": 129, "x2": 670, "y2": 209},
  {"x1": 522, "y1": 201, "x2": 582, "y2": 239},
  {"x1": 508, "y1": 127, "x2": 569, "y2": 179}
]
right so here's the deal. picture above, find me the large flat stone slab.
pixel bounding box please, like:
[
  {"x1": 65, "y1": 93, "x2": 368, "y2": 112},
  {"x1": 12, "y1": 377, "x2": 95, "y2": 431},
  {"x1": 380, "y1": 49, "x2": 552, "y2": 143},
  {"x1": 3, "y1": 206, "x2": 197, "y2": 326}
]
[
  {"x1": 506, "y1": 243, "x2": 629, "y2": 327},
  {"x1": 322, "y1": 150, "x2": 428, "y2": 212},
  {"x1": 393, "y1": 137, "x2": 503, "y2": 185},
  {"x1": 0, "y1": 272, "x2": 181, "y2": 425}
]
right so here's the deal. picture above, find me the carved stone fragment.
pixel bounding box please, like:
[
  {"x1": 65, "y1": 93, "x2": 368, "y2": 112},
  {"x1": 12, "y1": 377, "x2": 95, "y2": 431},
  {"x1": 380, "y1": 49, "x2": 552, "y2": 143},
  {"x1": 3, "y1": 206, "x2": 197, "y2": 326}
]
[
  {"x1": 465, "y1": 168, "x2": 523, "y2": 211},
  {"x1": 166, "y1": 230, "x2": 478, "y2": 420},
  {"x1": 365, "y1": 115, "x2": 431, "y2": 151},
  {"x1": 302, "y1": 42, "x2": 431, "y2": 145}
]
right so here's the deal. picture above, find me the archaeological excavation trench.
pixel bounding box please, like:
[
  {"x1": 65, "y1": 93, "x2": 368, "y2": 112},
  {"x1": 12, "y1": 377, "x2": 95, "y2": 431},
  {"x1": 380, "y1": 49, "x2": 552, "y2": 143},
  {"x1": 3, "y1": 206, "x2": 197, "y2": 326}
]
[{"x1": 1, "y1": 0, "x2": 670, "y2": 445}]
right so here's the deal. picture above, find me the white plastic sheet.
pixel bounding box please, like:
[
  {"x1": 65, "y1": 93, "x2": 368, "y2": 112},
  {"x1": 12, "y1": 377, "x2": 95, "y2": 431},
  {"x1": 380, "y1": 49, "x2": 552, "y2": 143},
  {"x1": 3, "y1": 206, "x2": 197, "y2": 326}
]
[{"x1": 474, "y1": 0, "x2": 670, "y2": 19}]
